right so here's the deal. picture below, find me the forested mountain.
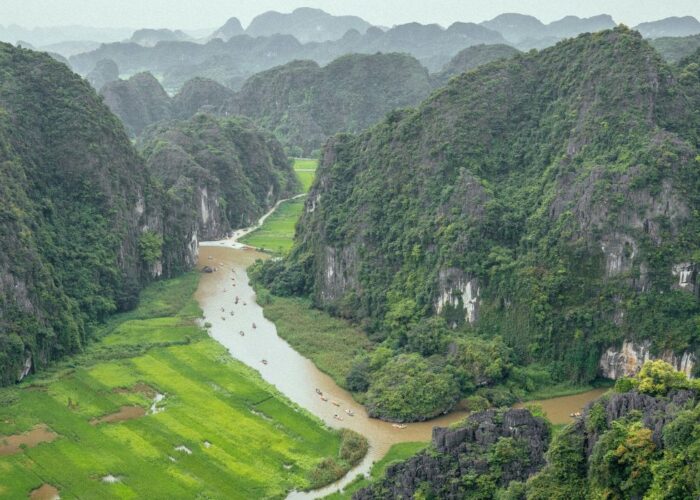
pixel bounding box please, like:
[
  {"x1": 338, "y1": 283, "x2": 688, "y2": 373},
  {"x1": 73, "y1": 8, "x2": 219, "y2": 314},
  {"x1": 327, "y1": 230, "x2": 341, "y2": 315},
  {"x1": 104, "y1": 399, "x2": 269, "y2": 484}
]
[
  {"x1": 433, "y1": 43, "x2": 520, "y2": 85},
  {"x1": 0, "y1": 44, "x2": 297, "y2": 385},
  {"x1": 357, "y1": 363, "x2": 700, "y2": 499},
  {"x1": 0, "y1": 44, "x2": 170, "y2": 384},
  {"x1": 228, "y1": 53, "x2": 434, "y2": 155},
  {"x1": 96, "y1": 53, "x2": 436, "y2": 153},
  {"x1": 255, "y1": 28, "x2": 700, "y2": 421},
  {"x1": 651, "y1": 34, "x2": 700, "y2": 63},
  {"x1": 634, "y1": 16, "x2": 700, "y2": 39},
  {"x1": 139, "y1": 114, "x2": 299, "y2": 273},
  {"x1": 100, "y1": 72, "x2": 172, "y2": 136},
  {"x1": 171, "y1": 77, "x2": 235, "y2": 119},
  {"x1": 245, "y1": 7, "x2": 372, "y2": 43}
]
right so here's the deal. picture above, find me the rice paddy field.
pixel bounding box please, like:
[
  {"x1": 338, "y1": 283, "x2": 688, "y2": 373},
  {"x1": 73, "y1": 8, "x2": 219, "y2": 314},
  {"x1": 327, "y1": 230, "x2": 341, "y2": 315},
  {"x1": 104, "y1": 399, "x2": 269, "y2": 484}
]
[
  {"x1": 0, "y1": 273, "x2": 358, "y2": 499},
  {"x1": 240, "y1": 158, "x2": 318, "y2": 255}
]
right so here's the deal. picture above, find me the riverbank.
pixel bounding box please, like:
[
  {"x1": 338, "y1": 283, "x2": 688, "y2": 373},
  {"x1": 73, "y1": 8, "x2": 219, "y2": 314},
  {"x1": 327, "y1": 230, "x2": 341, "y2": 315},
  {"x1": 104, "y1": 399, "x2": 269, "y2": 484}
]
[
  {"x1": 0, "y1": 273, "x2": 357, "y2": 499},
  {"x1": 239, "y1": 158, "x2": 318, "y2": 254}
]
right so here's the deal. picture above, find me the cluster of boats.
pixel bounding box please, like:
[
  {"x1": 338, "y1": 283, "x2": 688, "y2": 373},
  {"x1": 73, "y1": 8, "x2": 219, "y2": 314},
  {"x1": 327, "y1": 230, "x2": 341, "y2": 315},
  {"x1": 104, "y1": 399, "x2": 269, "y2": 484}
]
[{"x1": 315, "y1": 388, "x2": 355, "y2": 420}]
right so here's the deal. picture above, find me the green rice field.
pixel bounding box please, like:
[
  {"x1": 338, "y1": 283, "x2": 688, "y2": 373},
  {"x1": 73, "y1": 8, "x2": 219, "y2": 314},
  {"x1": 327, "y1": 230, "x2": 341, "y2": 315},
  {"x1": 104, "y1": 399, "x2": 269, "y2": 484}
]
[{"x1": 0, "y1": 273, "x2": 361, "y2": 499}]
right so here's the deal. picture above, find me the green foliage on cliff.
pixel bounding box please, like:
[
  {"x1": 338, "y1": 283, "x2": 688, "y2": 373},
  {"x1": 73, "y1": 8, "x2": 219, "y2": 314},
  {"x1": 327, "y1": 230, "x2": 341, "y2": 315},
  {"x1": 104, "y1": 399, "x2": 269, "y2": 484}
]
[
  {"x1": 527, "y1": 363, "x2": 700, "y2": 499},
  {"x1": 139, "y1": 113, "x2": 299, "y2": 274},
  {"x1": 258, "y1": 28, "x2": 700, "y2": 421},
  {"x1": 230, "y1": 53, "x2": 435, "y2": 155},
  {"x1": 0, "y1": 43, "x2": 163, "y2": 385}
]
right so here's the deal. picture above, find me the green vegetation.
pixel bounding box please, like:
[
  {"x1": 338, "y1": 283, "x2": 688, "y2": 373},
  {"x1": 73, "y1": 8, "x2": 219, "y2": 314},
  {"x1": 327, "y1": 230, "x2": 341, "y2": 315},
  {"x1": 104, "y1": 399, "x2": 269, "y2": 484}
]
[
  {"x1": 0, "y1": 273, "x2": 365, "y2": 498},
  {"x1": 249, "y1": 285, "x2": 372, "y2": 388},
  {"x1": 651, "y1": 34, "x2": 700, "y2": 63},
  {"x1": 325, "y1": 442, "x2": 426, "y2": 499},
  {"x1": 294, "y1": 158, "x2": 318, "y2": 192},
  {"x1": 526, "y1": 362, "x2": 700, "y2": 499},
  {"x1": 257, "y1": 28, "x2": 700, "y2": 421},
  {"x1": 0, "y1": 43, "x2": 301, "y2": 385},
  {"x1": 241, "y1": 198, "x2": 306, "y2": 254},
  {"x1": 231, "y1": 54, "x2": 434, "y2": 155},
  {"x1": 0, "y1": 43, "x2": 166, "y2": 385},
  {"x1": 240, "y1": 159, "x2": 318, "y2": 254}
]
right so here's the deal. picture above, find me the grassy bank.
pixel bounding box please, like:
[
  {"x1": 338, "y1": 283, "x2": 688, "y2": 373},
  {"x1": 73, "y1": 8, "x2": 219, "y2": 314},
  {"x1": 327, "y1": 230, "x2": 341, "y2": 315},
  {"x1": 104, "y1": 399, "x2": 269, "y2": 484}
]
[
  {"x1": 293, "y1": 158, "x2": 318, "y2": 193},
  {"x1": 257, "y1": 293, "x2": 372, "y2": 388},
  {"x1": 240, "y1": 197, "x2": 306, "y2": 254},
  {"x1": 0, "y1": 273, "x2": 363, "y2": 499},
  {"x1": 325, "y1": 442, "x2": 427, "y2": 499},
  {"x1": 240, "y1": 158, "x2": 317, "y2": 255}
]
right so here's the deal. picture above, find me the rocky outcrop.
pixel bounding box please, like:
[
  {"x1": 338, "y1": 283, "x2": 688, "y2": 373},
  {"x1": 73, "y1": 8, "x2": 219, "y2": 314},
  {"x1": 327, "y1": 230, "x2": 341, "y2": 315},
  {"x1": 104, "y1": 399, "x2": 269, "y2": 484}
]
[
  {"x1": 354, "y1": 408, "x2": 550, "y2": 499},
  {"x1": 140, "y1": 114, "x2": 299, "y2": 274},
  {"x1": 319, "y1": 245, "x2": 359, "y2": 303},
  {"x1": 599, "y1": 340, "x2": 696, "y2": 379},
  {"x1": 579, "y1": 388, "x2": 697, "y2": 455},
  {"x1": 435, "y1": 268, "x2": 480, "y2": 325}
]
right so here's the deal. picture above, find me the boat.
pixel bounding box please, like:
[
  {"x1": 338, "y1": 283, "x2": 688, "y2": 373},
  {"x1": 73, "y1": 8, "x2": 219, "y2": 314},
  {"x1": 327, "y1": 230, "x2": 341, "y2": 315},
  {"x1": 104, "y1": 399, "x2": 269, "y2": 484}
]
[
  {"x1": 315, "y1": 388, "x2": 322, "y2": 395},
  {"x1": 221, "y1": 317, "x2": 226, "y2": 321},
  {"x1": 333, "y1": 414, "x2": 344, "y2": 421},
  {"x1": 239, "y1": 331, "x2": 245, "y2": 336},
  {"x1": 344, "y1": 409, "x2": 355, "y2": 416},
  {"x1": 331, "y1": 401, "x2": 340, "y2": 407},
  {"x1": 392, "y1": 424, "x2": 407, "y2": 429},
  {"x1": 320, "y1": 396, "x2": 328, "y2": 402},
  {"x1": 230, "y1": 311, "x2": 234, "y2": 316},
  {"x1": 252, "y1": 323, "x2": 256, "y2": 329},
  {"x1": 261, "y1": 359, "x2": 268, "y2": 365}
]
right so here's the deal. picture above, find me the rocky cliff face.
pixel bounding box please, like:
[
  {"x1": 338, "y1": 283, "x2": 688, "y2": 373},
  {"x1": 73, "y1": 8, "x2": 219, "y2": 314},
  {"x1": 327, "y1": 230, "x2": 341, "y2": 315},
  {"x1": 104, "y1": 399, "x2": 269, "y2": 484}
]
[
  {"x1": 354, "y1": 408, "x2": 550, "y2": 499},
  {"x1": 140, "y1": 114, "x2": 299, "y2": 274},
  {"x1": 600, "y1": 340, "x2": 696, "y2": 379},
  {"x1": 0, "y1": 44, "x2": 193, "y2": 384},
  {"x1": 278, "y1": 28, "x2": 700, "y2": 383}
]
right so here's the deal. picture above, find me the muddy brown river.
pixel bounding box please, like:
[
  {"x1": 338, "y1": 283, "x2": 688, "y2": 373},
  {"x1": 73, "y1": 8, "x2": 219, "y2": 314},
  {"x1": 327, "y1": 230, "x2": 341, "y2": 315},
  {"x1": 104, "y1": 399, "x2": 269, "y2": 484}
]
[{"x1": 196, "y1": 210, "x2": 607, "y2": 498}]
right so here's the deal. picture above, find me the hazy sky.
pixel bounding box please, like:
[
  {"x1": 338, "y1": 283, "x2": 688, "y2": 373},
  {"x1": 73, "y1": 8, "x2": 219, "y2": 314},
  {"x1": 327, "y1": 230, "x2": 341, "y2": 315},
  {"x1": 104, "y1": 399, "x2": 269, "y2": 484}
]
[{"x1": 2, "y1": 0, "x2": 699, "y2": 29}]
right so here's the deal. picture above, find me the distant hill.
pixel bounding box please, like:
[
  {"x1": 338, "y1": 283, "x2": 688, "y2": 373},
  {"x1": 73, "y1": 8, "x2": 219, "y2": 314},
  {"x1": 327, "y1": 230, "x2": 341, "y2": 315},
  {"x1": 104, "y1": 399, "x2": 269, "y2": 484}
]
[
  {"x1": 129, "y1": 28, "x2": 192, "y2": 47},
  {"x1": 69, "y1": 21, "x2": 507, "y2": 89},
  {"x1": 246, "y1": 7, "x2": 372, "y2": 43},
  {"x1": 86, "y1": 58, "x2": 119, "y2": 91},
  {"x1": 171, "y1": 77, "x2": 235, "y2": 119},
  {"x1": 100, "y1": 72, "x2": 172, "y2": 136},
  {"x1": 481, "y1": 13, "x2": 616, "y2": 48},
  {"x1": 209, "y1": 17, "x2": 244, "y2": 41},
  {"x1": 139, "y1": 114, "x2": 299, "y2": 249},
  {"x1": 634, "y1": 16, "x2": 700, "y2": 38},
  {"x1": 228, "y1": 53, "x2": 434, "y2": 155},
  {"x1": 651, "y1": 34, "x2": 700, "y2": 62},
  {"x1": 433, "y1": 43, "x2": 520, "y2": 85}
]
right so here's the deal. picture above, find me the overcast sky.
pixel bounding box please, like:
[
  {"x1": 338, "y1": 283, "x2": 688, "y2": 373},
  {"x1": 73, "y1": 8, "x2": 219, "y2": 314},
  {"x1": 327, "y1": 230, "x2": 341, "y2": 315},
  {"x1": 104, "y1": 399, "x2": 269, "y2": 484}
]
[{"x1": 1, "y1": 0, "x2": 699, "y2": 29}]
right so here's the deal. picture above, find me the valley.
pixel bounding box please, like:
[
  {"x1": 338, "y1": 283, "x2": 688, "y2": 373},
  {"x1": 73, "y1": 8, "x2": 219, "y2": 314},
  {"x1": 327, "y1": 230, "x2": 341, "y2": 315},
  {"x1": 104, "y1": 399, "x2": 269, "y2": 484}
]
[{"x1": 1, "y1": 4, "x2": 700, "y2": 499}]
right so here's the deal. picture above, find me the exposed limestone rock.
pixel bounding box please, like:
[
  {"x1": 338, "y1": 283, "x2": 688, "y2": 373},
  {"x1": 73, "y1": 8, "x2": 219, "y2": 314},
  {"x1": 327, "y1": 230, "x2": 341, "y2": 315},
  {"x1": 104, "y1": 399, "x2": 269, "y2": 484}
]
[
  {"x1": 354, "y1": 408, "x2": 550, "y2": 499},
  {"x1": 599, "y1": 340, "x2": 696, "y2": 379},
  {"x1": 672, "y1": 262, "x2": 698, "y2": 294},
  {"x1": 17, "y1": 356, "x2": 32, "y2": 382},
  {"x1": 435, "y1": 268, "x2": 480, "y2": 325},
  {"x1": 320, "y1": 245, "x2": 359, "y2": 302}
]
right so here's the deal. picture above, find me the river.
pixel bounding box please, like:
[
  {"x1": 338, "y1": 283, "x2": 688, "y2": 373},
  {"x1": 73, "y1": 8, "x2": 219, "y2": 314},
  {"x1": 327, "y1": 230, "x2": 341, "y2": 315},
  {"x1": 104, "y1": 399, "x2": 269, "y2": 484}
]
[{"x1": 196, "y1": 203, "x2": 606, "y2": 498}]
